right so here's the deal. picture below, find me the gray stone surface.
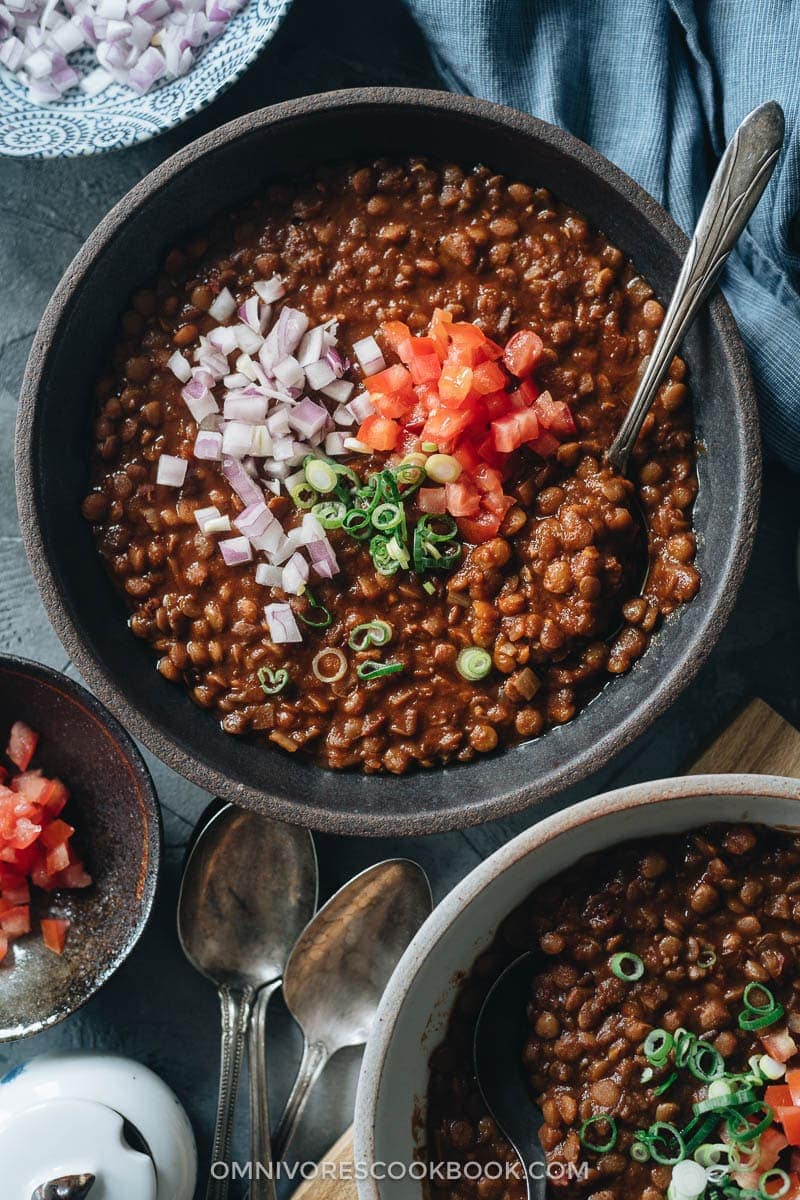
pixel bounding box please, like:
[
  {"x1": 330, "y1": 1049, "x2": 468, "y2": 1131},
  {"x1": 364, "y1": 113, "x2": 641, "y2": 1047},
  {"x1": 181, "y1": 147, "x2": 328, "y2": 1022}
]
[{"x1": 1, "y1": 1, "x2": 799, "y2": 1193}]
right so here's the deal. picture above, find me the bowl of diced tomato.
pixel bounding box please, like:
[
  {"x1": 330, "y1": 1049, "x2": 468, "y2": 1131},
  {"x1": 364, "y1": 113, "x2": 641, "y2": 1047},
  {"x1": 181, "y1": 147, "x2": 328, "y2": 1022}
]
[{"x1": 0, "y1": 655, "x2": 160, "y2": 1039}]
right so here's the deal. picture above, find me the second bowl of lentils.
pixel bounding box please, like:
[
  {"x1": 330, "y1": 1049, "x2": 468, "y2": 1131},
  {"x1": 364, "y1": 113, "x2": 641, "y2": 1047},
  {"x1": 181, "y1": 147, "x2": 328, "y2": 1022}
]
[{"x1": 16, "y1": 88, "x2": 760, "y2": 835}]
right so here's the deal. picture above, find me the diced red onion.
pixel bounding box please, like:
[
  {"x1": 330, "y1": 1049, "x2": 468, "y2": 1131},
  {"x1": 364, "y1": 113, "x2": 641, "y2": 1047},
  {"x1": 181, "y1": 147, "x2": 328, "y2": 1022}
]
[
  {"x1": 299, "y1": 513, "x2": 326, "y2": 543},
  {"x1": 168, "y1": 350, "x2": 192, "y2": 382},
  {"x1": 235, "y1": 353, "x2": 259, "y2": 382},
  {"x1": 288, "y1": 397, "x2": 328, "y2": 439},
  {"x1": 156, "y1": 453, "x2": 188, "y2": 487},
  {"x1": 128, "y1": 44, "x2": 164, "y2": 92},
  {"x1": 206, "y1": 325, "x2": 238, "y2": 357},
  {"x1": 194, "y1": 429, "x2": 222, "y2": 461},
  {"x1": 296, "y1": 326, "x2": 326, "y2": 368},
  {"x1": 208, "y1": 287, "x2": 236, "y2": 322},
  {"x1": 223, "y1": 393, "x2": 268, "y2": 422},
  {"x1": 219, "y1": 536, "x2": 252, "y2": 567},
  {"x1": 271, "y1": 435, "x2": 295, "y2": 462},
  {"x1": 309, "y1": 547, "x2": 339, "y2": 579},
  {"x1": 259, "y1": 306, "x2": 309, "y2": 369},
  {"x1": 239, "y1": 295, "x2": 265, "y2": 334},
  {"x1": 222, "y1": 454, "x2": 264, "y2": 506},
  {"x1": 281, "y1": 552, "x2": 309, "y2": 595},
  {"x1": 343, "y1": 436, "x2": 371, "y2": 454},
  {"x1": 223, "y1": 372, "x2": 250, "y2": 390},
  {"x1": 352, "y1": 335, "x2": 385, "y2": 376},
  {"x1": 254, "y1": 563, "x2": 283, "y2": 587},
  {"x1": 234, "y1": 323, "x2": 264, "y2": 356},
  {"x1": 222, "y1": 420, "x2": 254, "y2": 458},
  {"x1": 265, "y1": 408, "x2": 291, "y2": 437},
  {"x1": 304, "y1": 359, "x2": 336, "y2": 391},
  {"x1": 250, "y1": 521, "x2": 284, "y2": 554},
  {"x1": 273, "y1": 356, "x2": 305, "y2": 390},
  {"x1": 249, "y1": 426, "x2": 273, "y2": 457},
  {"x1": 348, "y1": 393, "x2": 375, "y2": 422},
  {"x1": 252, "y1": 277, "x2": 286, "y2": 304},
  {"x1": 324, "y1": 432, "x2": 347, "y2": 456},
  {"x1": 332, "y1": 404, "x2": 355, "y2": 427},
  {"x1": 194, "y1": 504, "x2": 220, "y2": 531},
  {"x1": 322, "y1": 379, "x2": 354, "y2": 404},
  {"x1": 324, "y1": 346, "x2": 349, "y2": 378},
  {"x1": 204, "y1": 514, "x2": 232, "y2": 533},
  {"x1": 234, "y1": 500, "x2": 274, "y2": 539},
  {"x1": 264, "y1": 602, "x2": 302, "y2": 644}
]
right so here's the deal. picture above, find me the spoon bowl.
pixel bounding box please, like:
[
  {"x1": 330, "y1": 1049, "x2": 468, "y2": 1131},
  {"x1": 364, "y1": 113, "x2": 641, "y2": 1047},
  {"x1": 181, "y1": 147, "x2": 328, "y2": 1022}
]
[{"x1": 177, "y1": 805, "x2": 318, "y2": 1200}]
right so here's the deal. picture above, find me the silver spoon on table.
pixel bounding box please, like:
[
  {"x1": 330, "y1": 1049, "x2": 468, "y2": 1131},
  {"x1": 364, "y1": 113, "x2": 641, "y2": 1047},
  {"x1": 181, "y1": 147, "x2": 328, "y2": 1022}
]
[
  {"x1": 178, "y1": 804, "x2": 318, "y2": 1200},
  {"x1": 607, "y1": 100, "x2": 784, "y2": 474},
  {"x1": 272, "y1": 859, "x2": 433, "y2": 1160},
  {"x1": 474, "y1": 953, "x2": 541, "y2": 1200}
]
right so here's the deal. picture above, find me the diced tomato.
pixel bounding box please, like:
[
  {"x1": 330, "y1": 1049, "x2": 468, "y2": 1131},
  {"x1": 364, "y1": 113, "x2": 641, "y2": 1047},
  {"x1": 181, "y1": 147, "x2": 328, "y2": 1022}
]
[
  {"x1": 534, "y1": 390, "x2": 576, "y2": 436},
  {"x1": 475, "y1": 433, "x2": 507, "y2": 469},
  {"x1": 482, "y1": 490, "x2": 515, "y2": 519},
  {"x1": 41, "y1": 918, "x2": 69, "y2": 955},
  {"x1": 492, "y1": 408, "x2": 540, "y2": 453},
  {"x1": 759, "y1": 1126, "x2": 789, "y2": 1171},
  {"x1": 787, "y1": 1070, "x2": 800, "y2": 1105},
  {"x1": 39, "y1": 819, "x2": 75, "y2": 850},
  {"x1": 527, "y1": 430, "x2": 562, "y2": 459},
  {"x1": 778, "y1": 1108, "x2": 800, "y2": 1147},
  {"x1": 428, "y1": 307, "x2": 453, "y2": 359},
  {"x1": 0, "y1": 905, "x2": 30, "y2": 937},
  {"x1": 357, "y1": 414, "x2": 400, "y2": 451},
  {"x1": 364, "y1": 363, "x2": 414, "y2": 401},
  {"x1": 472, "y1": 360, "x2": 507, "y2": 396},
  {"x1": 0, "y1": 874, "x2": 29, "y2": 906},
  {"x1": 417, "y1": 487, "x2": 447, "y2": 515},
  {"x1": 381, "y1": 320, "x2": 411, "y2": 354},
  {"x1": 510, "y1": 378, "x2": 540, "y2": 408},
  {"x1": 445, "y1": 480, "x2": 481, "y2": 517},
  {"x1": 482, "y1": 392, "x2": 512, "y2": 420},
  {"x1": 9, "y1": 818, "x2": 42, "y2": 851},
  {"x1": 423, "y1": 407, "x2": 475, "y2": 446},
  {"x1": 453, "y1": 440, "x2": 482, "y2": 475},
  {"x1": 46, "y1": 842, "x2": 71, "y2": 875},
  {"x1": 54, "y1": 863, "x2": 92, "y2": 890},
  {"x1": 766, "y1": 1085, "x2": 794, "y2": 1112},
  {"x1": 438, "y1": 363, "x2": 474, "y2": 407},
  {"x1": 6, "y1": 722, "x2": 38, "y2": 772},
  {"x1": 762, "y1": 1031, "x2": 799, "y2": 1063},
  {"x1": 473, "y1": 464, "x2": 504, "y2": 494},
  {"x1": 371, "y1": 391, "x2": 415, "y2": 419},
  {"x1": 503, "y1": 329, "x2": 544, "y2": 377},
  {"x1": 457, "y1": 509, "x2": 502, "y2": 544},
  {"x1": 407, "y1": 353, "x2": 441, "y2": 386}
]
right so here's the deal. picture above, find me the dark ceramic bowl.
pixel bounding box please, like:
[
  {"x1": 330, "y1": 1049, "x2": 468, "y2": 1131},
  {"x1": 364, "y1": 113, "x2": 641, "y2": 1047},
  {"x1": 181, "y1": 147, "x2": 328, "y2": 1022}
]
[
  {"x1": 0, "y1": 655, "x2": 160, "y2": 1039},
  {"x1": 15, "y1": 89, "x2": 760, "y2": 837}
]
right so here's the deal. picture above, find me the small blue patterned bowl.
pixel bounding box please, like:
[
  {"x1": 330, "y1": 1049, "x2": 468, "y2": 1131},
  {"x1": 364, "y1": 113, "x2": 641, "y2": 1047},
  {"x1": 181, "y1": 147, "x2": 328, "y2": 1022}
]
[{"x1": 0, "y1": 0, "x2": 291, "y2": 158}]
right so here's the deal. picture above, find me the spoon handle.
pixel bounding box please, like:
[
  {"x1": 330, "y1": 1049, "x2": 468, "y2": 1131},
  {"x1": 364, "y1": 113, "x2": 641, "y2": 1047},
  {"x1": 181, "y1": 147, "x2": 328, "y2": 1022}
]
[
  {"x1": 606, "y1": 100, "x2": 784, "y2": 474},
  {"x1": 272, "y1": 1038, "x2": 330, "y2": 1162},
  {"x1": 248, "y1": 980, "x2": 282, "y2": 1200},
  {"x1": 206, "y1": 984, "x2": 255, "y2": 1200}
]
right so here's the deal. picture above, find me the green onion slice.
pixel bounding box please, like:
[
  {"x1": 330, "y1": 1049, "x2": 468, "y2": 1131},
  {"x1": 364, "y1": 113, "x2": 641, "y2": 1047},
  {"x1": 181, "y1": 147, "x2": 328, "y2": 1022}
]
[
  {"x1": 655, "y1": 1071, "x2": 678, "y2": 1096},
  {"x1": 456, "y1": 646, "x2": 492, "y2": 681},
  {"x1": 311, "y1": 648, "x2": 347, "y2": 684},
  {"x1": 304, "y1": 458, "x2": 339, "y2": 494},
  {"x1": 421, "y1": 441, "x2": 438, "y2": 453},
  {"x1": 578, "y1": 1115, "x2": 617, "y2": 1153},
  {"x1": 694, "y1": 1143, "x2": 739, "y2": 1170},
  {"x1": 760, "y1": 1170, "x2": 791, "y2": 1199},
  {"x1": 698, "y1": 947, "x2": 717, "y2": 969},
  {"x1": 644, "y1": 1029, "x2": 674, "y2": 1065},
  {"x1": 630, "y1": 1142, "x2": 650, "y2": 1162},
  {"x1": 641, "y1": 1067, "x2": 654, "y2": 1084},
  {"x1": 312, "y1": 500, "x2": 347, "y2": 529},
  {"x1": 641, "y1": 1122, "x2": 684, "y2": 1166},
  {"x1": 257, "y1": 666, "x2": 289, "y2": 695},
  {"x1": 744, "y1": 984, "x2": 777, "y2": 1014},
  {"x1": 356, "y1": 660, "x2": 404, "y2": 681},
  {"x1": 739, "y1": 1006, "x2": 785, "y2": 1031},
  {"x1": 695, "y1": 1088, "x2": 758, "y2": 1115},
  {"x1": 296, "y1": 590, "x2": 333, "y2": 629},
  {"x1": 371, "y1": 502, "x2": 404, "y2": 532},
  {"x1": 348, "y1": 621, "x2": 393, "y2": 651},
  {"x1": 610, "y1": 952, "x2": 645, "y2": 981},
  {"x1": 290, "y1": 482, "x2": 318, "y2": 509},
  {"x1": 370, "y1": 535, "x2": 401, "y2": 577},
  {"x1": 689, "y1": 1040, "x2": 725, "y2": 1082},
  {"x1": 395, "y1": 461, "x2": 426, "y2": 494},
  {"x1": 725, "y1": 1102, "x2": 774, "y2": 1143},
  {"x1": 343, "y1": 509, "x2": 373, "y2": 540}
]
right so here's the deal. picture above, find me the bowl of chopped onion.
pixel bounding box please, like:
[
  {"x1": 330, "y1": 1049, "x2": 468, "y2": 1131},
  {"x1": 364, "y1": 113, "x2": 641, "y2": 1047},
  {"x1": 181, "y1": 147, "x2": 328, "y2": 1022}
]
[{"x1": 0, "y1": 0, "x2": 293, "y2": 157}]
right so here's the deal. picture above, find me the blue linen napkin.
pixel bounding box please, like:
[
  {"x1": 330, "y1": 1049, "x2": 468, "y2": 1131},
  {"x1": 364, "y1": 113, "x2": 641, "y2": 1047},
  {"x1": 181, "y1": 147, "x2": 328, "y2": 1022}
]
[{"x1": 405, "y1": 0, "x2": 800, "y2": 471}]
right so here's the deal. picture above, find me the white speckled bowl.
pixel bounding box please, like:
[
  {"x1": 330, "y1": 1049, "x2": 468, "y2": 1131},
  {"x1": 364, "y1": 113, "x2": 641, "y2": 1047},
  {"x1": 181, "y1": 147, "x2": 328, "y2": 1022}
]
[
  {"x1": 354, "y1": 773, "x2": 800, "y2": 1199},
  {"x1": 0, "y1": 0, "x2": 292, "y2": 158}
]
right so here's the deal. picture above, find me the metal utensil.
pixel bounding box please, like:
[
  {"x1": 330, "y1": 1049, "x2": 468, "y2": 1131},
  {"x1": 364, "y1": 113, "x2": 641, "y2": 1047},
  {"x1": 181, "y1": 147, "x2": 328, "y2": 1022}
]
[
  {"x1": 32, "y1": 1177, "x2": 96, "y2": 1200},
  {"x1": 178, "y1": 805, "x2": 318, "y2": 1200},
  {"x1": 474, "y1": 952, "x2": 542, "y2": 1200},
  {"x1": 273, "y1": 859, "x2": 432, "y2": 1160},
  {"x1": 607, "y1": 100, "x2": 784, "y2": 474}
]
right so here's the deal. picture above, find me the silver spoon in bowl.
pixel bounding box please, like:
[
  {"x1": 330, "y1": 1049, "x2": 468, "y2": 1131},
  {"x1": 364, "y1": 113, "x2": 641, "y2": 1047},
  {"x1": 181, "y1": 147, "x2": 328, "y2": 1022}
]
[
  {"x1": 178, "y1": 804, "x2": 318, "y2": 1200},
  {"x1": 607, "y1": 100, "x2": 784, "y2": 474},
  {"x1": 271, "y1": 859, "x2": 433, "y2": 1160}
]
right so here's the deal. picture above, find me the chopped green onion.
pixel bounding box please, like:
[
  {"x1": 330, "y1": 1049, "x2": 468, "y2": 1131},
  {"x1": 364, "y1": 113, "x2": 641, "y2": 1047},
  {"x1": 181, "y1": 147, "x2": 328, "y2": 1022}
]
[
  {"x1": 695, "y1": 1088, "x2": 758, "y2": 1114},
  {"x1": 760, "y1": 1055, "x2": 787, "y2": 1080},
  {"x1": 421, "y1": 441, "x2": 438, "y2": 453},
  {"x1": 694, "y1": 1143, "x2": 739, "y2": 1171},
  {"x1": 304, "y1": 458, "x2": 338, "y2": 494},
  {"x1": 356, "y1": 660, "x2": 404, "y2": 681},
  {"x1": 290, "y1": 482, "x2": 318, "y2": 509},
  {"x1": 371, "y1": 502, "x2": 403, "y2": 532},
  {"x1": 385, "y1": 535, "x2": 410, "y2": 569},
  {"x1": 689, "y1": 1040, "x2": 724, "y2": 1082},
  {"x1": 655, "y1": 1071, "x2": 678, "y2": 1096},
  {"x1": 344, "y1": 509, "x2": 373, "y2": 540},
  {"x1": 610, "y1": 952, "x2": 644, "y2": 982},
  {"x1": 760, "y1": 1170, "x2": 791, "y2": 1199},
  {"x1": 744, "y1": 984, "x2": 778, "y2": 1014},
  {"x1": 297, "y1": 590, "x2": 333, "y2": 629},
  {"x1": 668, "y1": 1160, "x2": 707, "y2": 1200},
  {"x1": 578, "y1": 1115, "x2": 617, "y2": 1153},
  {"x1": 681, "y1": 1113, "x2": 720, "y2": 1157},
  {"x1": 312, "y1": 648, "x2": 347, "y2": 684},
  {"x1": 370, "y1": 535, "x2": 401, "y2": 576},
  {"x1": 630, "y1": 1142, "x2": 650, "y2": 1162},
  {"x1": 422, "y1": 580, "x2": 436, "y2": 595},
  {"x1": 395, "y1": 461, "x2": 426, "y2": 494},
  {"x1": 739, "y1": 1006, "x2": 785, "y2": 1031},
  {"x1": 644, "y1": 1029, "x2": 674, "y2": 1065},
  {"x1": 348, "y1": 621, "x2": 393, "y2": 651},
  {"x1": 312, "y1": 500, "x2": 347, "y2": 529},
  {"x1": 708, "y1": 1080, "x2": 735, "y2": 1099},
  {"x1": 641, "y1": 1122, "x2": 684, "y2": 1166},
  {"x1": 698, "y1": 947, "x2": 717, "y2": 969},
  {"x1": 641, "y1": 1067, "x2": 654, "y2": 1084},
  {"x1": 257, "y1": 666, "x2": 289, "y2": 695},
  {"x1": 675, "y1": 1030, "x2": 696, "y2": 1068},
  {"x1": 725, "y1": 1102, "x2": 774, "y2": 1143},
  {"x1": 456, "y1": 647, "x2": 492, "y2": 681}
]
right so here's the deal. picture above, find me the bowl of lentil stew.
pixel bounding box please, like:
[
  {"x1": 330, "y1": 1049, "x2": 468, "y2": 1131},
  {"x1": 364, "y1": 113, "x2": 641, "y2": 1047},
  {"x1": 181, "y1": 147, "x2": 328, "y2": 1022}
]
[
  {"x1": 354, "y1": 775, "x2": 800, "y2": 1200},
  {"x1": 17, "y1": 89, "x2": 760, "y2": 834}
]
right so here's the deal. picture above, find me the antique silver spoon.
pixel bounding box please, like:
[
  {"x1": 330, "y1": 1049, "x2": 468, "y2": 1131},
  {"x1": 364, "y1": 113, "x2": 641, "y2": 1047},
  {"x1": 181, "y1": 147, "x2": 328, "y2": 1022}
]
[
  {"x1": 607, "y1": 100, "x2": 784, "y2": 474},
  {"x1": 272, "y1": 859, "x2": 432, "y2": 1159},
  {"x1": 178, "y1": 804, "x2": 317, "y2": 1200}
]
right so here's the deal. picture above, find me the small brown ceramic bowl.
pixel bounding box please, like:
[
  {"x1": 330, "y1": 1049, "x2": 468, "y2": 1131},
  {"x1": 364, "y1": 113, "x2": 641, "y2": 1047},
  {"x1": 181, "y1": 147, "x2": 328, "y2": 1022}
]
[{"x1": 0, "y1": 655, "x2": 161, "y2": 1040}]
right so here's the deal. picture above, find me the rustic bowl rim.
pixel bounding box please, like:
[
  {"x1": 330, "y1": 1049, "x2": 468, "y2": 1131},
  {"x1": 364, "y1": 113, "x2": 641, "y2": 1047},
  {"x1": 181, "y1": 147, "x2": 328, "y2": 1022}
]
[
  {"x1": 0, "y1": 653, "x2": 162, "y2": 1039},
  {"x1": 15, "y1": 87, "x2": 761, "y2": 836},
  {"x1": 353, "y1": 772, "x2": 800, "y2": 1198}
]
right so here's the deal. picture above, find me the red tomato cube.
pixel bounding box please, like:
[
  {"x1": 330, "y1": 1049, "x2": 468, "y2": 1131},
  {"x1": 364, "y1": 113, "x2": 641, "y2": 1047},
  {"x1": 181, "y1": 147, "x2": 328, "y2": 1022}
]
[
  {"x1": 6, "y1": 722, "x2": 38, "y2": 772},
  {"x1": 41, "y1": 917, "x2": 70, "y2": 955},
  {"x1": 503, "y1": 329, "x2": 544, "y2": 377}
]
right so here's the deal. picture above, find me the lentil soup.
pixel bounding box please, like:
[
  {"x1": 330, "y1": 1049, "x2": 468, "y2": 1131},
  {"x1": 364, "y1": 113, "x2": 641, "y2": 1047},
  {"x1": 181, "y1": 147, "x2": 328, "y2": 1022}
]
[
  {"x1": 426, "y1": 824, "x2": 800, "y2": 1200},
  {"x1": 82, "y1": 158, "x2": 699, "y2": 775}
]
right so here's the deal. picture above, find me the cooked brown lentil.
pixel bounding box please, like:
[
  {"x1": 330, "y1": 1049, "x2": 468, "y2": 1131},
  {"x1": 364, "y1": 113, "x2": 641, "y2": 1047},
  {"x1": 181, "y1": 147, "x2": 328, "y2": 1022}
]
[
  {"x1": 426, "y1": 824, "x2": 800, "y2": 1199},
  {"x1": 83, "y1": 158, "x2": 699, "y2": 773}
]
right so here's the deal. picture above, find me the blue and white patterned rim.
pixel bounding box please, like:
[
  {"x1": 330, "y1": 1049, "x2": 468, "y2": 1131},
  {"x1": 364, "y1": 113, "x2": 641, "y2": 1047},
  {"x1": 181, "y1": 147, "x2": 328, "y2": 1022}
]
[{"x1": 0, "y1": 0, "x2": 291, "y2": 158}]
